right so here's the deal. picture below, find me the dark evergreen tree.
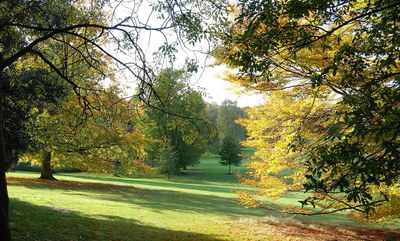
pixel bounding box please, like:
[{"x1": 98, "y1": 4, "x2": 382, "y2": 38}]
[{"x1": 219, "y1": 136, "x2": 242, "y2": 174}]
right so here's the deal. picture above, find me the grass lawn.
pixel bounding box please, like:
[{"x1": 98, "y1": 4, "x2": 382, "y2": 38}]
[{"x1": 7, "y1": 155, "x2": 400, "y2": 241}]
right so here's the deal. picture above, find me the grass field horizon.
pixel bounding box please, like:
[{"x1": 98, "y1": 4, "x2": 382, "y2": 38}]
[{"x1": 7, "y1": 154, "x2": 400, "y2": 240}]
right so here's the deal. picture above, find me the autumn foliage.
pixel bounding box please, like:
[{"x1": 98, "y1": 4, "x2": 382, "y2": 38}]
[{"x1": 218, "y1": 0, "x2": 400, "y2": 222}]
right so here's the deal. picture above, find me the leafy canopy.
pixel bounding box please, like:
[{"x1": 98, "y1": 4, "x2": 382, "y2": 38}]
[
  {"x1": 143, "y1": 67, "x2": 210, "y2": 173},
  {"x1": 217, "y1": 0, "x2": 400, "y2": 220}
]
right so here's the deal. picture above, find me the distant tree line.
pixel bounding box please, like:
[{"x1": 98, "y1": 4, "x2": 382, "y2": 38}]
[{"x1": 206, "y1": 99, "x2": 247, "y2": 154}]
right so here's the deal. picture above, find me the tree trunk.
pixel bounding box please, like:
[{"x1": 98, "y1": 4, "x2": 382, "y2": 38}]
[
  {"x1": 0, "y1": 79, "x2": 12, "y2": 241},
  {"x1": 39, "y1": 151, "x2": 56, "y2": 180},
  {"x1": 0, "y1": 170, "x2": 10, "y2": 241}
]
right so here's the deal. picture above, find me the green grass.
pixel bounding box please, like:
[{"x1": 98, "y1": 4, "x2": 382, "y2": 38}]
[{"x1": 7, "y1": 155, "x2": 400, "y2": 240}]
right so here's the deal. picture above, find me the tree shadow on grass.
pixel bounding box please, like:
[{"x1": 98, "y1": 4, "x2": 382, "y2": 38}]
[
  {"x1": 10, "y1": 177, "x2": 389, "y2": 240},
  {"x1": 8, "y1": 177, "x2": 265, "y2": 219},
  {"x1": 9, "y1": 198, "x2": 224, "y2": 241},
  {"x1": 9, "y1": 177, "x2": 365, "y2": 228},
  {"x1": 57, "y1": 173, "x2": 245, "y2": 195},
  {"x1": 9, "y1": 177, "x2": 365, "y2": 227}
]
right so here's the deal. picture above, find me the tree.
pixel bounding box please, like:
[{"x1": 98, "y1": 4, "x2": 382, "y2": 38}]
[
  {"x1": 218, "y1": 136, "x2": 242, "y2": 174},
  {"x1": 205, "y1": 102, "x2": 220, "y2": 154},
  {"x1": 25, "y1": 88, "x2": 148, "y2": 179},
  {"x1": 144, "y1": 67, "x2": 210, "y2": 174},
  {"x1": 0, "y1": 65, "x2": 70, "y2": 237},
  {"x1": 236, "y1": 87, "x2": 332, "y2": 201},
  {"x1": 215, "y1": 0, "x2": 400, "y2": 219},
  {"x1": 23, "y1": 29, "x2": 116, "y2": 180},
  {"x1": 155, "y1": 138, "x2": 178, "y2": 179},
  {"x1": 0, "y1": 0, "x2": 225, "y2": 238},
  {"x1": 58, "y1": 92, "x2": 149, "y2": 176},
  {"x1": 2, "y1": 67, "x2": 68, "y2": 170},
  {"x1": 0, "y1": 1, "x2": 113, "y2": 237},
  {"x1": 216, "y1": 99, "x2": 247, "y2": 144}
]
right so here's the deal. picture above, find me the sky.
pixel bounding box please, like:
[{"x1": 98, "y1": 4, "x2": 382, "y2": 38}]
[
  {"x1": 111, "y1": 1, "x2": 265, "y2": 108},
  {"x1": 192, "y1": 65, "x2": 265, "y2": 107}
]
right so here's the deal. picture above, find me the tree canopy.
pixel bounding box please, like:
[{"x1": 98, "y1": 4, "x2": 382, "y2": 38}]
[
  {"x1": 25, "y1": 88, "x2": 148, "y2": 178},
  {"x1": 217, "y1": 0, "x2": 400, "y2": 220},
  {"x1": 143, "y1": 67, "x2": 210, "y2": 174}
]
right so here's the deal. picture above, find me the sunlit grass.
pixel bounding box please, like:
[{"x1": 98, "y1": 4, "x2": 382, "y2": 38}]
[{"x1": 7, "y1": 154, "x2": 400, "y2": 241}]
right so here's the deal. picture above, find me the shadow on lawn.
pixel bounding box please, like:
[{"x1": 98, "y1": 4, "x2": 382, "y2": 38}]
[
  {"x1": 8, "y1": 177, "x2": 265, "y2": 219},
  {"x1": 9, "y1": 177, "x2": 361, "y2": 227},
  {"x1": 10, "y1": 198, "x2": 223, "y2": 241},
  {"x1": 58, "y1": 173, "x2": 245, "y2": 195}
]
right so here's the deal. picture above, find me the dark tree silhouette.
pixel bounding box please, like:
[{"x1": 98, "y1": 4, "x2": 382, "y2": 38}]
[{"x1": 219, "y1": 137, "x2": 242, "y2": 174}]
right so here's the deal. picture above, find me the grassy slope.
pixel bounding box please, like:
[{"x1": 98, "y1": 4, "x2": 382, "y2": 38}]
[{"x1": 7, "y1": 155, "x2": 400, "y2": 241}]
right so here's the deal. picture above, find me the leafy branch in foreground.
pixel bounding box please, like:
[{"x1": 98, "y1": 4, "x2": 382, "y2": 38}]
[{"x1": 217, "y1": 0, "x2": 400, "y2": 221}]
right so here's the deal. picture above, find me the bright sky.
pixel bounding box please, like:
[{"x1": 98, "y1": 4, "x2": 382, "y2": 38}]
[
  {"x1": 111, "y1": 1, "x2": 265, "y2": 108},
  {"x1": 192, "y1": 65, "x2": 265, "y2": 107}
]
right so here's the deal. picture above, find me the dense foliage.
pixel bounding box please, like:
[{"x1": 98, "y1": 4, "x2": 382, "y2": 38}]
[
  {"x1": 2, "y1": 68, "x2": 68, "y2": 170},
  {"x1": 25, "y1": 90, "x2": 148, "y2": 177},
  {"x1": 143, "y1": 68, "x2": 210, "y2": 175},
  {"x1": 218, "y1": 0, "x2": 400, "y2": 220}
]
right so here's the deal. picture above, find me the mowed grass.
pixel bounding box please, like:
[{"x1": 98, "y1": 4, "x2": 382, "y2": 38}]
[{"x1": 7, "y1": 154, "x2": 400, "y2": 241}]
